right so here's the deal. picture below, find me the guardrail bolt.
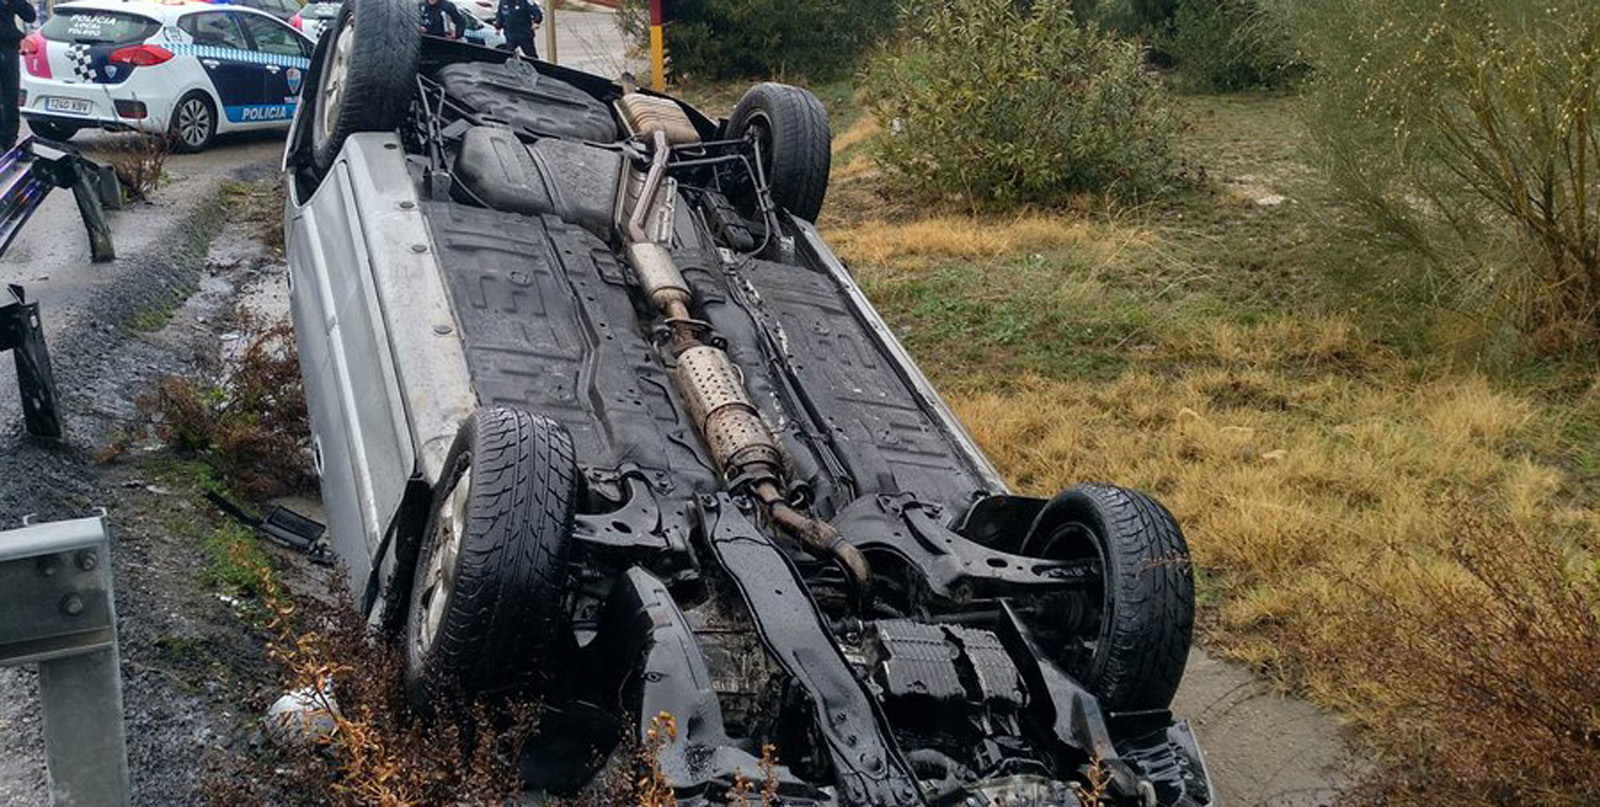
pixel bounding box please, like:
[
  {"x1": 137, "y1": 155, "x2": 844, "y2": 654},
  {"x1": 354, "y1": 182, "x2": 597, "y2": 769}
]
[
  {"x1": 36, "y1": 555, "x2": 60, "y2": 577},
  {"x1": 60, "y1": 593, "x2": 84, "y2": 617},
  {"x1": 75, "y1": 549, "x2": 97, "y2": 571}
]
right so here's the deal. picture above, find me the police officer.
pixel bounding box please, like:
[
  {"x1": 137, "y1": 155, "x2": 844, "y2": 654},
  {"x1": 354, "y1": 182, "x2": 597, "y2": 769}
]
[
  {"x1": 0, "y1": 0, "x2": 36, "y2": 148},
  {"x1": 494, "y1": 0, "x2": 542, "y2": 58},
  {"x1": 419, "y1": 0, "x2": 466, "y2": 39}
]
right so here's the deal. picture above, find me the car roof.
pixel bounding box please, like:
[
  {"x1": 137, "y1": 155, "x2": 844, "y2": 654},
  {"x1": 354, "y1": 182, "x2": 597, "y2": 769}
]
[{"x1": 52, "y1": 0, "x2": 289, "y2": 24}]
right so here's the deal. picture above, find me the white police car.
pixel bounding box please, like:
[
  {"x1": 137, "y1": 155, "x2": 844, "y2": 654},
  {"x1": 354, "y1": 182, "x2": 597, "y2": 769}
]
[{"x1": 21, "y1": 0, "x2": 313, "y2": 152}]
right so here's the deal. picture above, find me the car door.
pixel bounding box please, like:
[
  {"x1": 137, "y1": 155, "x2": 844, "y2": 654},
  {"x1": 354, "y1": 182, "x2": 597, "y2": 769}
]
[
  {"x1": 178, "y1": 10, "x2": 264, "y2": 125},
  {"x1": 236, "y1": 12, "x2": 312, "y2": 122}
]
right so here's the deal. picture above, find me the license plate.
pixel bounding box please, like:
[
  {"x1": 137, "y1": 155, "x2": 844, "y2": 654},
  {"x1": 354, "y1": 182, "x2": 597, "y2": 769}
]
[{"x1": 43, "y1": 97, "x2": 92, "y2": 115}]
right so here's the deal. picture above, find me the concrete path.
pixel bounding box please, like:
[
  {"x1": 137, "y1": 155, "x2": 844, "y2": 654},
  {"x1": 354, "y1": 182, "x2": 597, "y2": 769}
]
[
  {"x1": 1174, "y1": 650, "x2": 1365, "y2": 806},
  {"x1": 543, "y1": 7, "x2": 642, "y2": 79}
]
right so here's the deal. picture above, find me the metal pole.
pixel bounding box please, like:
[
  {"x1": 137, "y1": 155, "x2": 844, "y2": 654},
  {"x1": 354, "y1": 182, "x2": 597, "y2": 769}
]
[
  {"x1": 649, "y1": 0, "x2": 664, "y2": 90},
  {"x1": 39, "y1": 648, "x2": 129, "y2": 807},
  {"x1": 544, "y1": 0, "x2": 556, "y2": 65}
]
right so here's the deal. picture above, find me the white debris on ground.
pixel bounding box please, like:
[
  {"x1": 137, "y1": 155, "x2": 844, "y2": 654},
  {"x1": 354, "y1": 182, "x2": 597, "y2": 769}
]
[{"x1": 264, "y1": 682, "x2": 340, "y2": 748}]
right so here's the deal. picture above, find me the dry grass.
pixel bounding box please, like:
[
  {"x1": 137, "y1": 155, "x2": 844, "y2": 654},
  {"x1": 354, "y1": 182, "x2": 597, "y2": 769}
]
[
  {"x1": 830, "y1": 213, "x2": 1143, "y2": 274},
  {"x1": 819, "y1": 86, "x2": 1600, "y2": 804},
  {"x1": 206, "y1": 558, "x2": 537, "y2": 807}
]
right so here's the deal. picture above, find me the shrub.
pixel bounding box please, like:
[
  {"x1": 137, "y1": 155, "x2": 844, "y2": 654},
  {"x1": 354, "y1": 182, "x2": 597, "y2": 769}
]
[
  {"x1": 617, "y1": 0, "x2": 899, "y2": 81},
  {"x1": 106, "y1": 133, "x2": 171, "y2": 202},
  {"x1": 1164, "y1": 0, "x2": 1302, "y2": 91},
  {"x1": 135, "y1": 318, "x2": 313, "y2": 500},
  {"x1": 1287, "y1": 0, "x2": 1600, "y2": 347},
  {"x1": 863, "y1": 0, "x2": 1181, "y2": 206}
]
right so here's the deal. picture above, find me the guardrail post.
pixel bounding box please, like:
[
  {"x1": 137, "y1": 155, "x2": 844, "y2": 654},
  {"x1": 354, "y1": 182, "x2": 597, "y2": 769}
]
[
  {"x1": 0, "y1": 284, "x2": 63, "y2": 441},
  {"x1": 0, "y1": 516, "x2": 130, "y2": 807},
  {"x1": 67, "y1": 158, "x2": 115, "y2": 263}
]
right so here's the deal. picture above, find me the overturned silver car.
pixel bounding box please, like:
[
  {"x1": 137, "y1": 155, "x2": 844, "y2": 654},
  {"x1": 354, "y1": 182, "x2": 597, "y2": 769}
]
[{"x1": 282, "y1": 1, "x2": 1214, "y2": 804}]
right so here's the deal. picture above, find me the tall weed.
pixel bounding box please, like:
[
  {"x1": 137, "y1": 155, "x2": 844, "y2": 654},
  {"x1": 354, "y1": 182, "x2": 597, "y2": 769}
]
[{"x1": 1285, "y1": 0, "x2": 1600, "y2": 347}]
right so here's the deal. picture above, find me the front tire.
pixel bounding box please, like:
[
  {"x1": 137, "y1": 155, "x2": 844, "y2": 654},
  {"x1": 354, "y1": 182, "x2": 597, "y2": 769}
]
[
  {"x1": 169, "y1": 92, "x2": 216, "y2": 153},
  {"x1": 727, "y1": 82, "x2": 831, "y2": 223},
  {"x1": 311, "y1": 0, "x2": 421, "y2": 176},
  {"x1": 1022, "y1": 484, "x2": 1195, "y2": 712},
  {"x1": 403, "y1": 407, "x2": 581, "y2": 709}
]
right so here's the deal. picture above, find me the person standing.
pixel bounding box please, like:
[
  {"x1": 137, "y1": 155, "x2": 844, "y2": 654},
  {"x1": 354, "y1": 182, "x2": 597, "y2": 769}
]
[
  {"x1": 494, "y1": 0, "x2": 541, "y2": 58},
  {"x1": 419, "y1": 0, "x2": 465, "y2": 39},
  {"x1": 0, "y1": 0, "x2": 36, "y2": 149}
]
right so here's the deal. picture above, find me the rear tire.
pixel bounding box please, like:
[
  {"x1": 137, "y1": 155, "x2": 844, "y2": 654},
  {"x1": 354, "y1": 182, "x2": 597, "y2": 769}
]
[
  {"x1": 1021, "y1": 484, "x2": 1194, "y2": 711},
  {"x1": 311, "y1": 0, "x2": 420, "y2": 176},
  {"x1": 168, "y1": 92, "x2": 216, "y2": 153},
  {"x1": 403, "y1": 407, "x2": 580, "y2": 710},
  {"x1": 27, "y1": 120, "x2": 79, "y2": 142},
  {"x1": 727, "y1": 82, "x2": 831, "y2": 223}
]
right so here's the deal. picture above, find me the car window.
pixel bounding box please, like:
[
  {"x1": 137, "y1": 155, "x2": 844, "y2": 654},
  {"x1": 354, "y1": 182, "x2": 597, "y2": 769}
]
[
  {"x1": 239, "y1": 14, "x2": 307, "y2": 57},
  {"x1": 41, "y1": 10, "x2": 161, "y2": 45},
  {"x1": 181, "y1": 11, "x2": 251, "y2": 50}
]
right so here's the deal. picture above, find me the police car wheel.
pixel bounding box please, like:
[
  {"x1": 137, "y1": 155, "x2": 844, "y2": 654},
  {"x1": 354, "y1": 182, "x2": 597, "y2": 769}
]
[
  {"x1": 310, "y1": 0, "x2": 420, "y2": 176},
  {"x1": 169, "y1": 92, "x2": 216, "y2": 154}
]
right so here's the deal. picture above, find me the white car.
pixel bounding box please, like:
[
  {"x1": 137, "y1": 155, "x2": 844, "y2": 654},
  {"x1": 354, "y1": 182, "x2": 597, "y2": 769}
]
[
  {"x1": 20, "y1": 0, "x2": 314, "y2": 152},
  {"x1": 456, "y1": 5, "x2": 505, "y2": 49},
  {"x1": 455, "y1": 0, "x2": 497, "y2": 25},
  {"x1": 290, "y1": 0, "x2": 341, "y2": 41}
]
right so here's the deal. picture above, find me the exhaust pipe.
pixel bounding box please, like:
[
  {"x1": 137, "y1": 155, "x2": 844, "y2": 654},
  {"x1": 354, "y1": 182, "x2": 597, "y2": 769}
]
[{"x1": 624, "y1": 225, "x2": 872, "y2": 596}]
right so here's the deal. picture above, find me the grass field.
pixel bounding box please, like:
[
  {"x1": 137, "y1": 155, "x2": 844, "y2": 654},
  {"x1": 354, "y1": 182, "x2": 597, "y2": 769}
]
[{"x1": 703, "y1": 84, "x2": 1600, "y2": 802}]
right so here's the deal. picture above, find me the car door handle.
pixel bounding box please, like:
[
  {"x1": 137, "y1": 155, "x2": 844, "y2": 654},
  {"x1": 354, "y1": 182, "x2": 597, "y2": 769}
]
[
  {"x1": 265, "y1": 65, "x2": 280, "y2": 74},
  {"x1": 201, "y1": 58, "x2": 219, "y2": 68}
]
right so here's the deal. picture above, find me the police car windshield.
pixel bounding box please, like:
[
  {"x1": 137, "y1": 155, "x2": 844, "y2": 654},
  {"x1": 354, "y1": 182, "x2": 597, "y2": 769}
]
[{"x1": 42, "y1": 10, "x2": 163, "y2": 45}]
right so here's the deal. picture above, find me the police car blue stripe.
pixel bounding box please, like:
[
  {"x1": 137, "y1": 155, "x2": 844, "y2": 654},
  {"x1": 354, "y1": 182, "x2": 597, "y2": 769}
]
[{"x1": 169, "y1": 43, "x2": 310, "y2": 70}]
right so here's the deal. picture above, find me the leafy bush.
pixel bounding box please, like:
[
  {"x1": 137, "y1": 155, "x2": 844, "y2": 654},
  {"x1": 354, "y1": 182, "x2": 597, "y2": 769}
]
[
  {"x1": 1287, "y1": 0, "x2": 1600, "y2": 347},
  {"x1": 1164, "y1": 0, "x2": 1302, "y2": 91},
  {"x1": 863, "y1": 0, "x2": 1180, "y2": 207},
  {"x1": 617, "y1": 0, "x2": 898, "y2": 80}
]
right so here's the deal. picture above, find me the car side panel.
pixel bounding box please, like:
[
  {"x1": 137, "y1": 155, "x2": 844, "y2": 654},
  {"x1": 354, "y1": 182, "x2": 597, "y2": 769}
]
[
  {"x1": 288, "y1": 134, "x2": 476, "y2": 584},
  {"x1": 334, "y1": 136, "x2": 477, "y2": 484},
  {"x1": 287, "y1": 188, "x2": 372, "y2": 582}
]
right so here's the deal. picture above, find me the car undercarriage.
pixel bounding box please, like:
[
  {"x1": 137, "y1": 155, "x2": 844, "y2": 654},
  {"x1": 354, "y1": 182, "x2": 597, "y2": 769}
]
[{"x1": 282, "y1": 3, "x2": 1215, "y2": 805}]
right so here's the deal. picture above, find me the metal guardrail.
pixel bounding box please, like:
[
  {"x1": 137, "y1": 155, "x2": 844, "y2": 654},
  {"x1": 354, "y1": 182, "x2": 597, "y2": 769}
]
[
  {"x1": 0, "y1": 516, "x2": 130, "y2": 807},
  {"x1": 0, "y1": 136, "x2": 122, "y2": 441}
]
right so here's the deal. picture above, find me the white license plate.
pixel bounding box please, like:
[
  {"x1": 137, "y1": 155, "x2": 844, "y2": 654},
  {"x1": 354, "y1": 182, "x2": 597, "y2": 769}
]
[{"x1": 43, "y1": 97, "x2": 92, "y2": 115}]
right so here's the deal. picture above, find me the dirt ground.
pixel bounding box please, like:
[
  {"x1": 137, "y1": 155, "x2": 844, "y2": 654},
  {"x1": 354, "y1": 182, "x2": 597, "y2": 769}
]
[{"x1": 0, "y1": 164, "x2": 326, "y2": 805}]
